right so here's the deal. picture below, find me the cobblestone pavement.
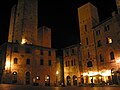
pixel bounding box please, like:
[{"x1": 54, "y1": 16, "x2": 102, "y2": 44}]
[{"x1": 0, "y1": 84, "x2": 120, "y2": 90}]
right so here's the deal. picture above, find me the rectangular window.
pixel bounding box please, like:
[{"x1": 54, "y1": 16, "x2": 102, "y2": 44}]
[
  {"x1": 48, "y1": 51, "x2": 51, "y2": 56},
  {"x1": 40, "y1": 59, "x2": 44, "y2": 65},
  {"x1": 48, "y1": 60, "x2": 52, "y2": 66},
  {"x1": 97, "y1": 40, "x2": 102, "y2": 47},
  {"x1": 85, "y1": 24, "x2": 87, "y2": 31},
  {"x1": 100, "y1": 54, "x2": 104, "y2": 62},
  {"x1": 25, "y1": 48, "x2": 31, "y2": 53},
  {"x1": 104, "y1": 25, "x2": 110, "y2": 32},
  {"x1": 40, "y1": 50, "x2": 43, "y2": 55},
  {"x1": 14, "y1": 58, "x2": 18, "y2": 64},
  {"x1": 96, "y1": 30, "x2": 100, "y2": 36},
  {"x1": 86, "y1": 38, "x2": 88, "y2": 45},
  {"x1": 71, "y1": 60, "x2": 73, "y2": 66},
  {"x1": 14, "y1": 47, "x2": 19, "y2": 53},
  {"x1": 88, "y1": 52, "x2": 90, "y2": 58},
  {"x1": 26, "y1": 59, "x2": 30, "y2": 64},
  {"x1": 65, "y1": 61, "x2": 67, "y2": 67},
  {"x1": 65, "y1": 48, "x2": 69, "y2": 56}
]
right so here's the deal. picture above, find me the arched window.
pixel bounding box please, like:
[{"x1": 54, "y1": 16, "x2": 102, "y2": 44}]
[
  {"x1": 87, "y1": 61, "x2": 93, "y2": 67},
  {"x1": 100, "y1": 54, "x2": 104, "y2": 62},
  {"x1": 66, "y1": 76, "x2": 71, "y2": 86},
  {"x1": 73, "y1": 75, "x2": 77, "y2": 86},
  {"x1": 110, "y1": 51, "x2": 115, "y2": 60},
  {"x1": 26, "y1": 72, "x2": 30, "y2": 84},
  {"x1": 14, "y1": 58, "x2": 18, "y2": 64}
]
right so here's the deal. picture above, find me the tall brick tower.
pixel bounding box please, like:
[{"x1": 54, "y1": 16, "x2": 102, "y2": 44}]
[
  {"x1": 78, "y1": 2, "x2": 99, "y2": 75},
  {"x1": 8, "y1": 0, "x2": 38, "y2": 45}
]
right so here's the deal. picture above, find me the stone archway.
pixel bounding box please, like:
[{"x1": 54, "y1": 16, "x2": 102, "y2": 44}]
[
  {"x1": 66, "y1": 76, "x2": 71, "y2": 86},
  {"x1": 26, "y1": 72, "x2": 30, "y2": 85},
  {"x1": 73, "y1": 75, "x2": 77, "y2": 86}
]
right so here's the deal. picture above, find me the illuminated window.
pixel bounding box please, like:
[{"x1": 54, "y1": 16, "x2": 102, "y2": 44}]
[
  {"x1": 110, "y1": 51, "x2": 115, "y2": 60},
  {"x1": 106, "y1": 37, "x2": 112, "y2": 44},
  {"x1": 14, "y1": 58, "x2": 18, "y2": 64}
]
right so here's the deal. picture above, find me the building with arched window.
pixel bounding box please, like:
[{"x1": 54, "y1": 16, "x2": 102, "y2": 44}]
[{"x1": 0, "y1": 0, "x2": 57, "y2": 86}]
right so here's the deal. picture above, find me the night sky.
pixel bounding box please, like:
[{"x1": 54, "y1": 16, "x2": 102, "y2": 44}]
[{"x1": 0, "y1": 0, "x2": 117, "y2": 49}]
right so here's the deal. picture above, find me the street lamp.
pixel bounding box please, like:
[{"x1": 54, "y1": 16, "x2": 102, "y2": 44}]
[{"x1": 56, "y1": 71, "x2": 59, "y2": 86}]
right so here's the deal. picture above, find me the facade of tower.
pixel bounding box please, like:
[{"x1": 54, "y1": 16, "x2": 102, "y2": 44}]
[
  {"x1": 8, "y1": 0, "x2": 38, "y2": 45},
  {"x1": 78, "y1": 2, "x2": 100, "y2": 84},
  {"x1": 38, "y1": 26, "x2": 51, "y2": 48},
  {"x1": 0, "y1": 0, "x2": 57, "y2": 86}
]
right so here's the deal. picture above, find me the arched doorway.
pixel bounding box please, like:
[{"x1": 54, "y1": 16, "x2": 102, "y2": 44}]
[
  {"x1": 45, "y1": 75, "x2": 50, "y2": 86},
  {"x1": 12, "y1": 71, "x2": 17, "y2": 83},
  {"x1": 26, "y1": 72, "x2": 30, "y2": 85},
  {"x1": 66, "y1": 76, "x2": 71, "y2": 86},
  {"x1": 73, "y1": 75, "x2": 77, "y2": 86}
]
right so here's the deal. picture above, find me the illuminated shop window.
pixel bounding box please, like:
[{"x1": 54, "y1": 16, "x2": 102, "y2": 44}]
[{"x1": 106, "y1": 37, "x2": 113, "y2": 44}]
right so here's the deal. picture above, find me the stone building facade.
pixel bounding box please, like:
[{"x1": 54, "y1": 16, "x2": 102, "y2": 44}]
[
  {"x1": 63, "y1": 44, "x2": 81, "y2": 86},
  {"x1": 63, "y1": 0, "x2": 120, "y2": 86},
  {"x1": 0, "y1": 0, "x2": 57, "y2": 86},
  {"x1": 77, "y1": 1, "x2": 120, "y2": 85}
]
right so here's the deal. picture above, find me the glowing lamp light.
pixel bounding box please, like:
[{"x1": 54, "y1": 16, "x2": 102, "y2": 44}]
[
  {"x1": 21, "y1": 38, "x2": 26, "y2": 44},
  {"x1": 5, "y1": 61, "x2": 10, "y2": 70},
  {"x1": 116, "y1": 59, "x2": 120, "y2": 63},
  {"x1": 56, "y1": 71, "x2": 59, "y2": 75}
]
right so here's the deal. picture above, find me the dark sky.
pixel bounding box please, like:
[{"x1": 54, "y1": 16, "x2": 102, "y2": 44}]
[{"x1": 0, "y1": 0, "x2": 117, "y2": 49}]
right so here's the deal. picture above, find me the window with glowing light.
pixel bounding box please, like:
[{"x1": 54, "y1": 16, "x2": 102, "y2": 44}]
[{"x1": 106, "y1": 37, "x2": 113, "y2": 44}]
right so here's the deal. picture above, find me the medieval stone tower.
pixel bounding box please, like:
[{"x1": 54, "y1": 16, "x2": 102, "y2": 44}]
[
  {"x1": 8, "y1": 0, "x2": 38, "y2": 45},
  {"x1": 78, "y1": 2, "x2": 99, "y2": 75}
]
